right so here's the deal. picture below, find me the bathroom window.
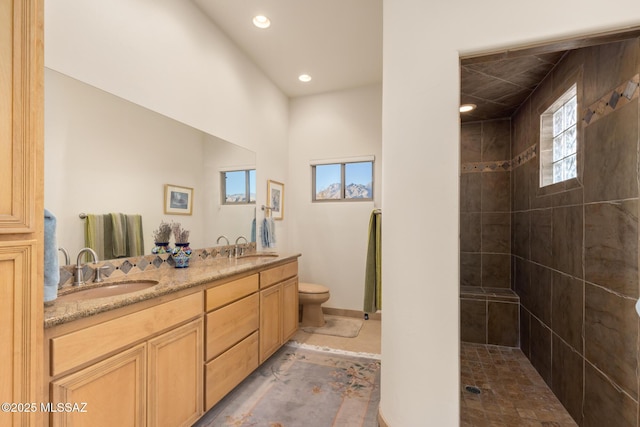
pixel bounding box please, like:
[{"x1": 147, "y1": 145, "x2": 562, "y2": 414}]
[
  {"x1": 222, "y1": 169, "x2": 256, "y2": 204},
  {"x1": 540, "y1": 84, "x2": 578, "y2": 187},
  {"x1": 312, "y1": 159, "x2": 374, "y2": 202}
]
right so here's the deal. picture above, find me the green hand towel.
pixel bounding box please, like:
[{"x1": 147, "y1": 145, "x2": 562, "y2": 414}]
[
  {"x1": 363, "y1": 209, "x2": 382, "y2": 313},
  {"x1": 84, "y1": 214, "x2": 105, "y2": 261},
  {"x1": 111, "y1": 213, "x2": 128, "y2": 257},
  {"x1": 126, "y1": 214, "x2": 144, "y2": 256}
]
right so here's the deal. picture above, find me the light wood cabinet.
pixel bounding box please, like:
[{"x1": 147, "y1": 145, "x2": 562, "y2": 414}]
[
  {"x1": 0, "y1": 1, "x2": 44, "y2": 426},
  {"x1": 148, "y1": 319, "x2": 203, "y2": 427},
  {"x1": 282, "y1": 277, "x2": 299, "y2": 342},
  {"x1": 259, "y1": 261, "x2": 299, "y2": 363},
  {"x1": 203, "y1": 274, "x2": 260, "y2": 410},
  {"x1": 259, "y1": 284, "x2": 283, "y2": 363},
  {"x1": 50, "y1": 292, "x2": 202, "y2": 376},
  {"x1": 204, "y1": 332, "x2": 259, "y2": 410},
  {"x1": 46, "y1": 293, "x2": 203, "y2": 427},
  {"x1": 44, "y1": 261, "x2": 300, "y2": 426},
  {"x1": 50, "y1": 344, "x2": 147, "y2": 427},
  {"x1": 206, "y1": 293, "x2": 259, "y2": 360}
]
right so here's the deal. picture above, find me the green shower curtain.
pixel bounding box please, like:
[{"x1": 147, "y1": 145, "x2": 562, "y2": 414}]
[{"x1": 363, "y1": 209, "x2": 381, "y2": 313}]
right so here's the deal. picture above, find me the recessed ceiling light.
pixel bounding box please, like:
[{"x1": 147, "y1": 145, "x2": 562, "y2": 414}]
[
  {"x1": 298, "y1": 74, "x2": 312, "y2": 83},
  {"x1": 459, "y1": 104, "x2": 476, "y2": 113},
  {"x1": 252, "y1": 15, "x2": 271, "y2": 29}
]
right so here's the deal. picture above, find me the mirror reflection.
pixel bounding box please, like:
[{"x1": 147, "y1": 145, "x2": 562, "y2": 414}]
[{"x1": 44, "y1": 68, "x2": 256, "y2": 263}]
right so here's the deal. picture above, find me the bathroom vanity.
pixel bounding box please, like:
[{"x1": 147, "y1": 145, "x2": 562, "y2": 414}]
[{"x1": 42, "y1": 253, "x2": 300, "y2": 427}]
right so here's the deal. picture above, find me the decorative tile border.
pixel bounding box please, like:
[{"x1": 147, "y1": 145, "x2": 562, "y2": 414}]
[
  {"x1": 510, "y1": 144, "x2": 537, "y2": 169},
  {"x1": 461, "y1": 160, "x2": 511, "y2": 174},
  {"x1": 461, "y1": 75, "x2": 640, "y2": 174},
  {"x1": 583, "y1": 74, "x2": 639, "y2": 127},
  {"x1": 461, "y1": 144, "x2": 537, "y2": 173},
  {"x1": 57, "y1": 242, "x2": 256, "y2": 288}
]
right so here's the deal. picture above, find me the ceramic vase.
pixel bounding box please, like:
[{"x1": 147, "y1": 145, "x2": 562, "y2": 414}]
[
  {"x1": 152, "y1": 242, "x2": 171, "y2": 255},
  {"x1": 171, "y1": 243, "x2": 192, "y2": 268}
]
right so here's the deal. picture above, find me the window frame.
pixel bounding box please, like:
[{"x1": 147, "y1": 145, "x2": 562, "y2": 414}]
[
  {"x1": 537, "y1": 70, "x2": 583, "y2": 194},
  {"x1": 220, "y1": 169, "x2": 256, "y2": 205},
  {"x1": 311, "y1": 158, "x2": 374, "y2": 203}
]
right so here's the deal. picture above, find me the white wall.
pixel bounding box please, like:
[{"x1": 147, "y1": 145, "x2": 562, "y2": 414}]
[
  {"x1": 44, "y1": 0, "x2": 290, "y2": 252},
  {"x1": 381, "y1": 2, "x2": 640, "y2": 427},
  {"x1": 288, "y1": 84, "x2": 382, "y2": 311}
]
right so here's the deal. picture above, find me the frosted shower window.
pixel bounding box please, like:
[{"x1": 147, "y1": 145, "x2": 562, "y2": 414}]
[{"x1": 540, "y1": 84, "x2": 578, "y2": 187}]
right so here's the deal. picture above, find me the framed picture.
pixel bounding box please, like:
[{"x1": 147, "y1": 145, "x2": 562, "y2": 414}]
[
  {"x1": 164, "y1": 184, "x2": 193, "y2": 215},
  {"x1": 267, "y1": 180, "x2": 284, "y2": 220}
]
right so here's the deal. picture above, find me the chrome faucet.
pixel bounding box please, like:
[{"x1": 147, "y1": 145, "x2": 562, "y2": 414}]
[
  {"x1": 234, "y1": 236, "x2": 248, "y2": 257},
  {"x1": 216, "y1": 235, "x2": 230, "y2": 245},
  {"x1": 58, "y1": 247, "x2": 70, "y2": 265},
  {"x1": 74, "y1": 248, "x2": 100, "y2": 286}
]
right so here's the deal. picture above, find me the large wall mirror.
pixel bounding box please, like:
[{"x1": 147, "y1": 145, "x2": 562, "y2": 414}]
[{"x1": 44, "y1": 68, "x2": 256, "y2": 263}]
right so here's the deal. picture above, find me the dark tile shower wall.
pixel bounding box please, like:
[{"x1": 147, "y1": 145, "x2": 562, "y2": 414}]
[
  {"x1": 460, "y1": 119, "x2": 518, "y2": 346},
  {"x1": 460, "y1": 120, "x2": 512, "y2": 289},
  {"x1": 511, "y1": 38, "x2": 640, "y2": 427}
]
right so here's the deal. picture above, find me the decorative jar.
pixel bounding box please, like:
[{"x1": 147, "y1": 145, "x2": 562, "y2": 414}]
[
  {"x1": 171, "y1": 243, "x2": 192, "y2": 268},
  {"x1": 152, "y1": 242, "x2": 171, "y2": 255}
]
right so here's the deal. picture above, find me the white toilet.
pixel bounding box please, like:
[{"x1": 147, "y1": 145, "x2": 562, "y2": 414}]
[{"x1": 298, "y1": 282, "x2": 330, "y2": 327}]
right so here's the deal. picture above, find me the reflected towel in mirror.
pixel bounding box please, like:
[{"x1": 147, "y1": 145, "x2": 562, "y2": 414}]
[
  {"x1": 44, "y1": 209, "x2": 60, "y2": 302},
  {"x1": 84, "y1": 214, "x2": 111, "y2": 261},
  {"x1": 261, "y1": 217, "x2": 276, "y2": 248}
]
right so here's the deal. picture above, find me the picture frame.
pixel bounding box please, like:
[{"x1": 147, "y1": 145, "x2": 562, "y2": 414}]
[
  {"x1": 267, "y1": 180, "x2": 284, "y2": 220},
  {"x1": 164, "y1": 184, "x2": 193, "y2": 215}
]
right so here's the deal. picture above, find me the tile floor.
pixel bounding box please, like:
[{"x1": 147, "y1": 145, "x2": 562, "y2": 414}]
[
  {"x1": 460, "y1": 342, "x2": 577, "y2": 427},
  {"x1": 198, "y1": 315, "x2": 578, "y2": 426},
  {"x1": 290, "y1": 315, "x2": 381, "y2": 355}
]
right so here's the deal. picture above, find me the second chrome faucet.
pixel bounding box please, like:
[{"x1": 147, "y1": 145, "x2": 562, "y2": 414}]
[
  {"x1": 234, "y1": 236, "x2": 248, "y2": 257},
  {"x1": 74, "y1": 247, "x2": 104, "y2": 286}
]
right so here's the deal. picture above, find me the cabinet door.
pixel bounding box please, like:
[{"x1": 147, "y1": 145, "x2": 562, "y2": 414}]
[
  {"x1": 148, "y1": 319, "x2": 203, "y2": 427},
  {"x1": 0, "y1": 0, "x2": 44, "y2": 425},
  {"x1": 0, "y1": 0, "x2": 41, "y2": 233},
  {"x1": 282, "y1": 277, "x2": 299, "y2": 342},
  {"x1": 50, "y1": 344, "x2": 146, "y2": 427},
  {"x1": 259, "y1": 285, "x2": 282, "y2": 363}
]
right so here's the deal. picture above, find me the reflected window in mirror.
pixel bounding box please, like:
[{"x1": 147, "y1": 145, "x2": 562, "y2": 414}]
[{"x1": 222, "y1": 169, "x2": 256, "y2": 204}]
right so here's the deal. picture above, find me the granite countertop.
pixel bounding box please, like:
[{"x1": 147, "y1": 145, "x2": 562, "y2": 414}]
[{"x1": 44, "y1": 252, "x2": 301, "y2": 328}]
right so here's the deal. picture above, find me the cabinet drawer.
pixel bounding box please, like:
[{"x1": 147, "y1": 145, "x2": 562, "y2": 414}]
[
  {"x1": 51, "y1": 292, "x2": 202, "y2": 376},
  {"x1": 206, "y1": 293, "x2": 259, "y2": 360},
  {"x1": 260, "y1": 261, "x2": 298, "y2": 289},
  {"x1": 205, "y1": 331, "x2": 259, "y2": 410},
  {"x1": 205, "y1": 274, "x2": 258, "y2": 311}
]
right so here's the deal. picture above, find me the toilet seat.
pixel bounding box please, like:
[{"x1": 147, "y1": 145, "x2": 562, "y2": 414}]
[{"x1": 299, "y1": 283, "x2": 329, "y2": 294}]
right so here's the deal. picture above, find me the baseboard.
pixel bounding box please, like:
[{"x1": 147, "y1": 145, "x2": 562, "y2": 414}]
[
  {"x1": 378, "y1": 407, "x2": 389, "y2": 427},
  {"x1": 323, "y1": 307, "x2": 382, "y2": 321}
]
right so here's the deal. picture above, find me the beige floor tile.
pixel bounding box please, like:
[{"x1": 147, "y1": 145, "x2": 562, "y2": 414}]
[{"x1": 290, "y1": 315, "x2": 381, "y2": 355}]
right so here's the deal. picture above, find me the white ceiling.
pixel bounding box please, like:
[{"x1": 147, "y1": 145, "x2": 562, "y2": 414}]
[{"x1": 193, "y1": 0, "x2": 383, "y2": 98}]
